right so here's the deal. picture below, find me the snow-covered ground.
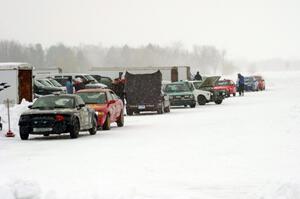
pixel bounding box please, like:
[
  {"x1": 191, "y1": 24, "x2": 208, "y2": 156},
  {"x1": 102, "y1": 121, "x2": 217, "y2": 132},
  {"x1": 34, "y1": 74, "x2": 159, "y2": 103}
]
[{"x1": 0, "y1": 71, "x2": 300, "y2": 199}]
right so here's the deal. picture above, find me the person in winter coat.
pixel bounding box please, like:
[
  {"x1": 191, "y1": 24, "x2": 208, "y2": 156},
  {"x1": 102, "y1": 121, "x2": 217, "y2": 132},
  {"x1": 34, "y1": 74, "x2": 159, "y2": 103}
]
[
  {"x1": 194, "y1": 71, "x2": 202, "y2": 80},
  {"x1": 112, "y1": 78, "x2": 125, "y2": 104},
  {"x1": 74, "y1": 77, "x2": 85, "y2": 92},
  {"x1": 65, "y1": 77, "x2": 73, "y2": 94},
  {"x1": 237, "y1": 73, "x2": 245, "y2": 96}
]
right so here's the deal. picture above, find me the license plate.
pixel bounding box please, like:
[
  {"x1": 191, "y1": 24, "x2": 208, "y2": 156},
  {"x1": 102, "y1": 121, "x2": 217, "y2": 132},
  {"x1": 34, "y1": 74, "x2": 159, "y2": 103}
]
[
  {"x1": 138, "y1": 105, "x2": 146, "y2": 110},
  {"x1": 33, "y1": 127, "x2": 52, "y2": 132}
]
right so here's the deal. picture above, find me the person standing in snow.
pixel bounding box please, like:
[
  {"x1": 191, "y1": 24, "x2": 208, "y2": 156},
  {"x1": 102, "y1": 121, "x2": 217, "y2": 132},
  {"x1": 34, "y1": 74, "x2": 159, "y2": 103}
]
[
  {"x1": 237, "y1": 73, "x2": 245, "y2": 96},
  {"x1": 65, "y1": 77, "x2": 73, "y2": 94},
  {"x1": 194, "y1": 71, "x2": 202, "y2": 81}
]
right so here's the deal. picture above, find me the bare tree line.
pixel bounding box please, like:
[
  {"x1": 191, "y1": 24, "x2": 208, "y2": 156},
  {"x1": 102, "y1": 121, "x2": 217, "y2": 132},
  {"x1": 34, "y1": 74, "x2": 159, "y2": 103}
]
[{"x1": 0, "y1": 40, "x2": 237, "y2": 74}]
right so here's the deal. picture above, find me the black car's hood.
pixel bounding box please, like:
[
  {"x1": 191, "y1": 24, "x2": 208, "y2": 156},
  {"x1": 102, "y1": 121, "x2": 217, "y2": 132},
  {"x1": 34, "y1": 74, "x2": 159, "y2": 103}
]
[
  {"x1": 200, "y1": 76, "x2": 221, "y2": 88},
  {"x1": 22, "y1": 108, "x2": 75, "y2": 116}
]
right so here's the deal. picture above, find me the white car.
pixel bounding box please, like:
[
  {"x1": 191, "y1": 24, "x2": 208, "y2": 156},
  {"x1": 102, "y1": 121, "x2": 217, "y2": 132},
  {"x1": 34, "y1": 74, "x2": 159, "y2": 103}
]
[{"x1": 186, "y1": 76, "x2": 227, "y2": 105}]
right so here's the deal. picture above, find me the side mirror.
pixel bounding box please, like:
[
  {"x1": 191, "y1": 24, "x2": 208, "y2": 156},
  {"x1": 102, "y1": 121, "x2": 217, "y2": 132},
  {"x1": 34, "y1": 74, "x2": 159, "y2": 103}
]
[
  {"x1": 77, "y1": 104, "x2": 85, "y2": 109},
  {"x1": 28, "y1": 105, "x2": 33, "y2": 109}
]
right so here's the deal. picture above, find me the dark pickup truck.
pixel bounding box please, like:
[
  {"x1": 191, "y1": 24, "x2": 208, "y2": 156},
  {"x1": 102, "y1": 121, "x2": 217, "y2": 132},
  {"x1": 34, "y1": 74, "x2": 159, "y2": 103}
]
[{"x1": 125, "y1": 71, "x2": 170, "y2": 115}]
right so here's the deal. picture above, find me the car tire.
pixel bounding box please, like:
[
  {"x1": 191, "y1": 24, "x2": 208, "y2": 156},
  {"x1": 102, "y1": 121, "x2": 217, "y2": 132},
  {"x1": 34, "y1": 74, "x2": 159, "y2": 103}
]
[
  {"x1": 157, "y1": 104, "x2": 164, "y2": 114},
  {"x1": 43, "y1": 133, "x2": 49, "y2": 136},
  {"x1": 126, "y1": 108, "x2": 133, "y2": 116},
  {"x1": 197, "y1": 95, "x2": 206, "y2": 105},
  {"x1": 89, "y1": 117, "x2": 97, "y2": 135},
  {"x1": 117, "y1": 110, "x2": 124, "y2": 127},
  {"x1": 20, "y1": 127, "x2": 29, "y2": 140},
  {"x1": 164, "y1": 106, "x2": 170, "y2": 113},
  {"x1": 233, "y1": 93, "x2": 236, "y2": 97},
  {"x1": 215, "y1": 99, "x2": 223, "y2": 104},
  {"x1": 190, "y1": 103, "x2": 196, "y2": 108},
  {"x1": 70, "y1": 118, "x2": 80, "y2": 139},
  {"x1": 103, "y1": 114, "x2": 111, "y2": 130}
]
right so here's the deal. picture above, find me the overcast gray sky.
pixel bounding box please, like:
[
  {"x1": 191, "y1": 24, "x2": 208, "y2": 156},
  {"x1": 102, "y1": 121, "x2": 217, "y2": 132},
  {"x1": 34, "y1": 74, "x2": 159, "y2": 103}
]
[{"x1": 0, "y1": 0, "x2": 299, "y2": 60}]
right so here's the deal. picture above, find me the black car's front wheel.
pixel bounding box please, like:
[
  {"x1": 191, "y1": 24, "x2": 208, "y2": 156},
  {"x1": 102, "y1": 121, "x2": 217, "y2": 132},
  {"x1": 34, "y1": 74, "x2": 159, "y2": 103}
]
[
  {"x1": 69, "y1": 118, "x2": 80, "y2": 139},
  {"x1": 89, "y1": 117, "x2": 97, "y2": 135},
  {"x1": 20, "y1": 127, "x2": 29, "y2": 140}
]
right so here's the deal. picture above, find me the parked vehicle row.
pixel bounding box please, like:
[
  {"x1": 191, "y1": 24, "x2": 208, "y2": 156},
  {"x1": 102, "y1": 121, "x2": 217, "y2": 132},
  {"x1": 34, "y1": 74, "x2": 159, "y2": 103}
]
[
  {"x1": 19, "y1": 88, "x2": 125, "y2": 140},
  {"x1": 16, "y1": 69, "x2": 266, "y2": 140},
  {"x1": 236, "y1": 75, "x2": 266, "y2": 92}
]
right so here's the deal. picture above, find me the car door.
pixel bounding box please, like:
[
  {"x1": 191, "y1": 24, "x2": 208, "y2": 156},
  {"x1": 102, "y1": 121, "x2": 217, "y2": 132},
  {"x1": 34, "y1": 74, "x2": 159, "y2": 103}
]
[
  {"x1": 111, "y1": 91, "x2": 123, "y2": 119},
  {"x1": 107, "y1": 91, "x2": 117, "y2": 121},
  {"x1": 76, "y1": 96, "x2": 90, "y2": 129}
]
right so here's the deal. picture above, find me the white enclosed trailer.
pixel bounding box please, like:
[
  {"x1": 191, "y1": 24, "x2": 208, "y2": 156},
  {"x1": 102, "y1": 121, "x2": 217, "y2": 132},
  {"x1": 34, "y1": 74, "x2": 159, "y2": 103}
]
[
  {"x1": 89, "y1": 66, "x2": 191, "y2": 82},
  {"x1": 0, "y1": 63, "x2": 33, "y2": 104}
]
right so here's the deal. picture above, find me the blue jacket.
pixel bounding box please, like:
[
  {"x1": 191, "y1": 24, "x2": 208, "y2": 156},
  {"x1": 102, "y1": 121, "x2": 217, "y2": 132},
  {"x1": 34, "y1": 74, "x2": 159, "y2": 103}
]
[
  {"x1": 238, "y1": 74, "x2": 244, "y2": 85},
  {"x1": 66, "y1": 81, "x2": 73, "y2": 94}
]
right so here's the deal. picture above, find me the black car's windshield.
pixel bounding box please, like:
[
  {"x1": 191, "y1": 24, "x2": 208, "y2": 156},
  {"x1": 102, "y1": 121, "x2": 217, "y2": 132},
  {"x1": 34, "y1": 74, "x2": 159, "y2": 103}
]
[
  {"x1": 77, "y1": 92, "x2": 106, "y2": 104},
  {"x1": 165, "y1": 83, "x2": 190, "y2": 93},
  {"x1": 32, "y1": 96, "x2": 75, "y2": 109}
]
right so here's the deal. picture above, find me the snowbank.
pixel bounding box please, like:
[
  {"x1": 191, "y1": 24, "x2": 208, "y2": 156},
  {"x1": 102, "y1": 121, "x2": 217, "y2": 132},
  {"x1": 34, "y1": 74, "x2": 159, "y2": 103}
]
[
  {"x1": 0, "y1": 99, "x2": 31, "y2": 137},
  {"x1": 1, "y1": 71, "x2": 300, "y2": 199}
]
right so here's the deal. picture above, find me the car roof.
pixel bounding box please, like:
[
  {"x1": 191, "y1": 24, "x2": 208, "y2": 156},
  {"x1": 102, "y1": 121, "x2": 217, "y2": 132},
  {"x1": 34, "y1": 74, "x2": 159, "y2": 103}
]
[{"x1": 76, "y1": 88, "x2": 112, "y2": 93}]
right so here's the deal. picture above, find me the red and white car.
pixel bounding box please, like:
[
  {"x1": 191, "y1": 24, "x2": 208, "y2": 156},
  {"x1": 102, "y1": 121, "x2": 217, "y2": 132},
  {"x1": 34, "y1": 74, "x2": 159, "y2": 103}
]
[
  {"x1": 214, "y1": 79, "x2": 237, "y2": 97},
  {"x1": 76, "y1": 89, "x2": 124, "y2": 130}
]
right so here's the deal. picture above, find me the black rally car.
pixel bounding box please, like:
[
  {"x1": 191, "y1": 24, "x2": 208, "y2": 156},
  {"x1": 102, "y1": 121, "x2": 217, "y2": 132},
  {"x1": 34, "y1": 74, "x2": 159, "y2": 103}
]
[{"x1": 19, "y1": 94, "x2": 97, "y2": 140}]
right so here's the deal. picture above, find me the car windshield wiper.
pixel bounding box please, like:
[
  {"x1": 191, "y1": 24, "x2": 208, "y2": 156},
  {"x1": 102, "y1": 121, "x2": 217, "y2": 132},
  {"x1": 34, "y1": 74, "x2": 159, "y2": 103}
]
[
  {"x1": 53, "y1": 106, "x2": 69, "y2": 109},
  {"x1": 32, "y1": 106, "x2": 54, "y2": 110}
]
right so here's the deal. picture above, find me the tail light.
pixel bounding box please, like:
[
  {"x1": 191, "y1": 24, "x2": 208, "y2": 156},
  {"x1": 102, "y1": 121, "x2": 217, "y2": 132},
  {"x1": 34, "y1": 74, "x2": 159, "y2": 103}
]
[{"x1": 55, "y1": 114, "x2": 64, "y2": 121}]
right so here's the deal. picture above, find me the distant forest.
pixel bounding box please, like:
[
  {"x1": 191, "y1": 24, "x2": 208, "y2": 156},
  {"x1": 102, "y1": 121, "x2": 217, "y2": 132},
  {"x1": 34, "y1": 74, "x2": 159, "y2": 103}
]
[{"x1": 0, "y1": 40, "x2": 238, "y2": 74}]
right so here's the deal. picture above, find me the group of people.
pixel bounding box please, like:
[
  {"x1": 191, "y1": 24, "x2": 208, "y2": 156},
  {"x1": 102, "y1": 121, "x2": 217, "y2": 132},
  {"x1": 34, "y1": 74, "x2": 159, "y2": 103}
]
[
  {"x1": 193, "y1": 71, "x2": 245, "y2": 96},
  {"x1": 65, "y1": 77, "x2": 86, "y2": 94},
  {"x1": 65, "y1": 76, "x2": 126, "y2": 103}
]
